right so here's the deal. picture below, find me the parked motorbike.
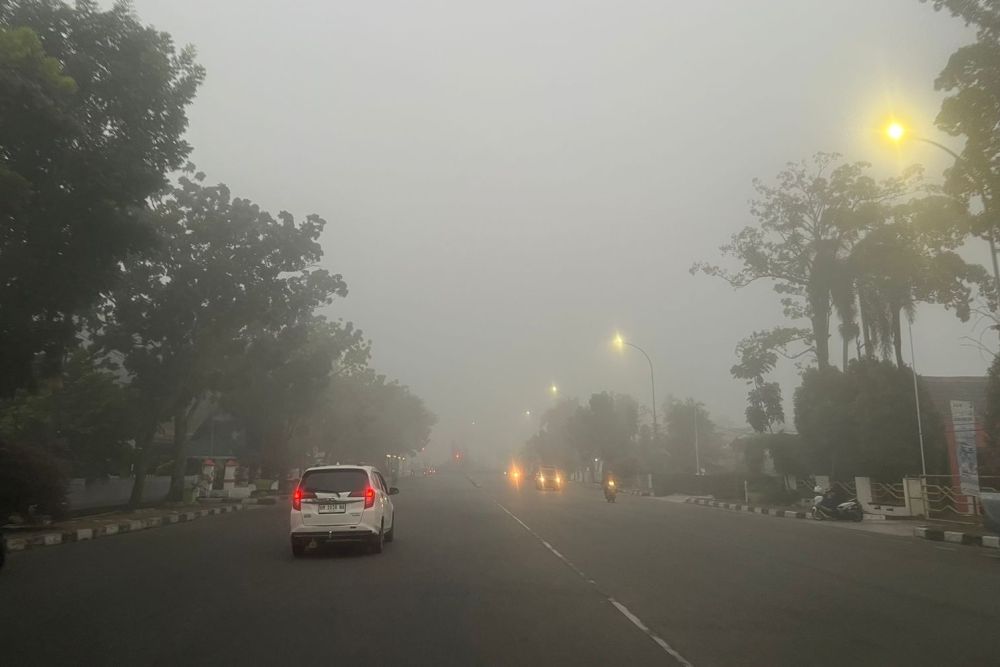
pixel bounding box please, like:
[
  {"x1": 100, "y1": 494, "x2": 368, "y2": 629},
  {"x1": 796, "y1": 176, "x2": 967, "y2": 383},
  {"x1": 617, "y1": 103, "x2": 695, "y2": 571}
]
[
  {"x1": 811, "y1": 494, "x2": 863, "y2": 521},
  {"x1": 604, "y1": 479, "x2": 618, "y2": 503}
]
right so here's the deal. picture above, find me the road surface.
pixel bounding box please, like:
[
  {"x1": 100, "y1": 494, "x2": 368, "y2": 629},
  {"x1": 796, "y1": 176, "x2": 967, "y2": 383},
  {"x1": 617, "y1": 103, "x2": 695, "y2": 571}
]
[{"x1": 3, "y1": 473, "x2": 998, "y2": 666}]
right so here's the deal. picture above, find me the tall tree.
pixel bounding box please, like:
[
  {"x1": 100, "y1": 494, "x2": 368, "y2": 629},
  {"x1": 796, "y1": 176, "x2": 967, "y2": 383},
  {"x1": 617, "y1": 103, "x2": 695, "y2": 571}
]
[
  {"x1": 521, "y1": 399, "x2": 582, "y2": 472},
  {"x1": 663, "y1": 398, "x2": 719, "y2": 474},
  {"x1": 94, "y1": 174, "x2": 345, "y2": 504},
  {"x1": 521, "y1": 393, "x2": 640, "y2": 475},
  {"x1": 694, "y1": 154, "x2": 918, "y2": 369},
  {"x1": 0, "y1": 2, "x2": 203, "y2": 395},
  {"x1": 920, "y1": 1, "x2": 1000, "y2": 307}
]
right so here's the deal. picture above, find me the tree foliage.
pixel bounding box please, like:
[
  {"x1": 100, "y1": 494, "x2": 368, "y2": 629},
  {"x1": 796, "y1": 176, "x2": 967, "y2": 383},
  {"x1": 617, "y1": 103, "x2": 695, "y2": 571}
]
[
  {"x1": 794, "y1": 360, "x2": 947, "y2": 480},
  {"x1": 694, "y1": 154, "x2": 917, "y2": 369},
  {"x1": 742, "y1": 433, "x2": 806, "y2": 477},
  {"x1": 522, "y1": 393, "x2": 641, "y2": 476},
  {"x1": 923, "y1": 1, "x2": 1000, "y2": 233},
  {"x1": 851, "y1": 196, "x2": 988, "y2": 365},
  {"x1": 0, "y1": 1, "x2": 204, "y2": 395},
  {"x1": 223, "y1": 318, "x2": 370, "y2": 477},
  {"x1": 0, "y1": 350, "x2": 134, "y2": 479},
  {"x1": 94, "y1": 174, "x2": 345, "y2": 501},
  {"x1": 663, "y1": 397, "x2": 721, "y2": 474},
  {"x1": 731, "y1": 327, "x2": 809, "y2": 432},
  {"x1": 297, "y1": 369, "x2": 436, "y2": 466}
]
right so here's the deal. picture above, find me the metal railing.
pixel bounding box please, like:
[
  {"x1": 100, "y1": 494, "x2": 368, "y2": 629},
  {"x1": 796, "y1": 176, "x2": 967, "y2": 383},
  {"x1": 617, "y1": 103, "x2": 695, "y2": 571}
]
[
  {"x1": 871, "y1": 481, "x2": 906, "y2": 507},
  {"x1": 922, "y1": 475, "x2": 1000, "y2": 518},
  {"x1": 832, "y1": 480, "x2": 856, "y2": 498}
]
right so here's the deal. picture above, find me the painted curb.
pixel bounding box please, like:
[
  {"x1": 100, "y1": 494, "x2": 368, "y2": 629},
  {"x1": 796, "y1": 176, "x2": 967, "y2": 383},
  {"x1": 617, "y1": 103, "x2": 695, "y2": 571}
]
[
  {"x1": 683, "y1": 497, "x2": 809, "y2": 521},
  {"x1": 913, "y1": 526, "x2": 999, "y2": 549},
  {"x1": 3, "y1": 501, "x2": 250, "y2": 554}
]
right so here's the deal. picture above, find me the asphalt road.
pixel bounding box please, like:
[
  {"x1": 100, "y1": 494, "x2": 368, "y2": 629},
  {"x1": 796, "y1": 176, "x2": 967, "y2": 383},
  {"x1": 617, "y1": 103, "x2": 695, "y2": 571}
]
[{"x1": 2, "y1": 473, "x2": 999, "y2": 666}]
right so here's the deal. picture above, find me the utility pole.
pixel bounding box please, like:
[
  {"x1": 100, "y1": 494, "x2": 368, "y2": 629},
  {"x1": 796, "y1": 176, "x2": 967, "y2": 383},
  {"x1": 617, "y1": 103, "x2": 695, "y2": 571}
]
[{"x1": 694, "y1": 407, "x2": 701, "y2": 475}]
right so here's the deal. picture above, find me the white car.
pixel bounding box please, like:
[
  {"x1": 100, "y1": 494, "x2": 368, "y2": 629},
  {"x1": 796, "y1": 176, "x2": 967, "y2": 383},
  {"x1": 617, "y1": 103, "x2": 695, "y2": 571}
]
[{"x1": 290, "y1": 465, "x2": 397, "y2": 557}]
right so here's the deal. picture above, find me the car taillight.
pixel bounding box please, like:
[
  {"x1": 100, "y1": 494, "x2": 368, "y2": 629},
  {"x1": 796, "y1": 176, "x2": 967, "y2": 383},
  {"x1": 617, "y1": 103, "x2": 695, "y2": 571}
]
[
  {"x1": 292, "y1": 487, "x2": 316, "y2": 511},
  {"x1": 364, "y1": 485, "x2": 376, "y2": 509}
]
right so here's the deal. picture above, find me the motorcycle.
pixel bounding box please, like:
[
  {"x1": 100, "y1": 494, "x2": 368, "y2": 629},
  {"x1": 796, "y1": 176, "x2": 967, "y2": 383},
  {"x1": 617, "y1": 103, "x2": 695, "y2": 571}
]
[
  {"x1": 811, "y1": 494, "x2": 863, "y2": 521},
  {"x1": 604, "y1": 479, "x2": 618, "y2": 503}
]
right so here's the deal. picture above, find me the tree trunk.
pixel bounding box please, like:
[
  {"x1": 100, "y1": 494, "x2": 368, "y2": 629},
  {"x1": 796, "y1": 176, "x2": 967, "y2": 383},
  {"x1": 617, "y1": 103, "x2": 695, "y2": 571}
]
[
  {"x1": 167, "y1": 406, "x2": 190, "y2": 502},
  {"x1": 811, "y1": 310, "x2": 830, "y2": 369},
  {"x1": 842, "y1": 334, "x2": 850, "y2": 371},
  {"x1": 128, "y1": 428, "x2": 157, "y2": 510},
  {"x1": 892, "y1": 307, "x2": 904, "y2": 368}
]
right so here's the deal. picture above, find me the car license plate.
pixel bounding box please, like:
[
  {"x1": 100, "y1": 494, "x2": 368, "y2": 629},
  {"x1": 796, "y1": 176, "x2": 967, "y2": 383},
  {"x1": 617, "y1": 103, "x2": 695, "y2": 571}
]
[{"x1": 319, "y1": 503, "x2": 346, "y2": 514}]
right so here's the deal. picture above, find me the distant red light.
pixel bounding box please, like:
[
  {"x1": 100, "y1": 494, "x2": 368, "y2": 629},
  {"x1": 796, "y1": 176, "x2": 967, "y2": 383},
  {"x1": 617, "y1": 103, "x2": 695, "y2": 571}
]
[{"x1": 364, "y1": 485, "x2": 376, "y2": 509}]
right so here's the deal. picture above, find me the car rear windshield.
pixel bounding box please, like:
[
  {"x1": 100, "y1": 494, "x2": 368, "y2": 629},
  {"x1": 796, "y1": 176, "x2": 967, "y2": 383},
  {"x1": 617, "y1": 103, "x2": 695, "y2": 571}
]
[{"x1": 300, "y1": 469, "x2": 369, "y2": 494}]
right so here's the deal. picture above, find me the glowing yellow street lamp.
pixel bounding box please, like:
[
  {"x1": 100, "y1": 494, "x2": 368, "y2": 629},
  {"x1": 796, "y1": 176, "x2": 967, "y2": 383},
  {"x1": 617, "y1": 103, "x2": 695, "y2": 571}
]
[
  {"x1": 549, "y1": 384, "x2": 558, "y2": 396},
  {"x1": 886, "y1": 121, "x2": 906, "y2": 143}
]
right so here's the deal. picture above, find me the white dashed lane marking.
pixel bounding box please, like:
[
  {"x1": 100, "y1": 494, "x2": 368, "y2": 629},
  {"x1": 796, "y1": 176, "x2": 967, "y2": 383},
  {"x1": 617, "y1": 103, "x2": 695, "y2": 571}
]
[{"x1": 496, "y1": 502, "x2": 693, "y2": 667}]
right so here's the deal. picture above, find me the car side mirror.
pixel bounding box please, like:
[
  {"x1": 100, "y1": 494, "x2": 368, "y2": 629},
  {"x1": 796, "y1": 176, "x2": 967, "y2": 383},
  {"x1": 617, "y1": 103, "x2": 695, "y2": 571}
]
[{"x1": 389, "y1": 487, "x2": 400, "y2": 495}]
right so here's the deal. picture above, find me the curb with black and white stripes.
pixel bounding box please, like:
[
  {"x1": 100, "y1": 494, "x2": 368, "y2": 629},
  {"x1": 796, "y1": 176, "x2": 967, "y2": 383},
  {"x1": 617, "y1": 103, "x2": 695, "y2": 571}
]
[
  {"x1": 684, "y1": 496, "x2": 809, "y2": 519},
  {"x1": 913, "y1": 526, "x2": 1000, "y2": 550},
  {"x1": 4, "y1": 503, "x2": 252, "y2": 553}
]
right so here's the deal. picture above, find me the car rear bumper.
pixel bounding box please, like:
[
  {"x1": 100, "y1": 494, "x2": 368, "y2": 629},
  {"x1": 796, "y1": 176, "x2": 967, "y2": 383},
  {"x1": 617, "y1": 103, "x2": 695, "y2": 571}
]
[{"x1": 290, "y1": 527, "x2": 378, "y2": 544}]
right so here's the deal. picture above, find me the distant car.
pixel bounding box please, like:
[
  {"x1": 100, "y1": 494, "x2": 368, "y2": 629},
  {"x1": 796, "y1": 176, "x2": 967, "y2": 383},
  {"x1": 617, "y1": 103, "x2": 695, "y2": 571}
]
[
  {"x1": 535, "y1": 466, "x2": 563, "y2": 491},
  {"x1": 290, "y1": 465, "x2": 398, "y2": 557}
]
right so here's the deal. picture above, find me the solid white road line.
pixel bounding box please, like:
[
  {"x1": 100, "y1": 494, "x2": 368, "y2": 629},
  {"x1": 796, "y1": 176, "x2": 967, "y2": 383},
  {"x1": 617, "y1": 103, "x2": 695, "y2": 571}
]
[{"x1": 496, "y1": 502, "x2": 693, "y2": 666}]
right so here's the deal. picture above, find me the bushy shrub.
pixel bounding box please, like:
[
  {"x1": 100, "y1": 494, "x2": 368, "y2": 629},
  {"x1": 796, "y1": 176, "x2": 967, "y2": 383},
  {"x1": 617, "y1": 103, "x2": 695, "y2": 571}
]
[{"x1": 0, "y1": 439, "x2": 69, "y2": 521}]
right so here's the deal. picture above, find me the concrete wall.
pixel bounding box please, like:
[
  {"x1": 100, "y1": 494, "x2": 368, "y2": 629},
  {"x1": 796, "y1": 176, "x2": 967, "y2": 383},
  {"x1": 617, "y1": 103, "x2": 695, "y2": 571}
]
[{"x1": 66, "y1": 476, "x2": 195, "y2": 511}]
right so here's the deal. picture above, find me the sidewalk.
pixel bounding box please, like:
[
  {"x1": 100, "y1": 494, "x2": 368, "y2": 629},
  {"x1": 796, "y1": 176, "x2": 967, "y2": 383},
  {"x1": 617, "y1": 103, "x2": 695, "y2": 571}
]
[
  {"x1": 3, "y1": 496, "x2": 282, "y2": 553},
  {"x1": 655, "y1": 494, "x2": 924, "y2": 539},
  {"x1": 660, "y1": 494, "x2": 1000, "y2": 548}
]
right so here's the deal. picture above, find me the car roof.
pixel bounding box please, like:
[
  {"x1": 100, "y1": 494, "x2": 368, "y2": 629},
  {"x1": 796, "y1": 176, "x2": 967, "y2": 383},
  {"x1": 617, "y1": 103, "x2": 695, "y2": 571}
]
[{"x1": 303, "y1": 464, "x2": 378, "y2": 474}]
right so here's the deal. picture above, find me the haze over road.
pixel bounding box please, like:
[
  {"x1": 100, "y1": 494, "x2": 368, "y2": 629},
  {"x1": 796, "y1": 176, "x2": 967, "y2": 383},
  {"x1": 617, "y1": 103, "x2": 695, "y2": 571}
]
[{"x1": 4, "y1": 475, "x2": 998, "y2": 666}]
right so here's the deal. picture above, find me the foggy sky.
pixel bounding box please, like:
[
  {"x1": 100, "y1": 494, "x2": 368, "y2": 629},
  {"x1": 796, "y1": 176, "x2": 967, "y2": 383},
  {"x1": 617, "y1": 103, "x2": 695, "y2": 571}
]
[{"x1": 118, "y1": 0, "x2": 979, "y2": 463}]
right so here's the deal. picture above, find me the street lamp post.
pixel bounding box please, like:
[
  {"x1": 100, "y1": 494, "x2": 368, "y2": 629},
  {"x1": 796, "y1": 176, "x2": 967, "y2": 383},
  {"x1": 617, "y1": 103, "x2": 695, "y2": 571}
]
[
  {"x1": 885, "y1": 122, "x2": 957, "y2": 507},
  {"x1": 614, "y1": 334, "x2": 658, "y2": 440}
]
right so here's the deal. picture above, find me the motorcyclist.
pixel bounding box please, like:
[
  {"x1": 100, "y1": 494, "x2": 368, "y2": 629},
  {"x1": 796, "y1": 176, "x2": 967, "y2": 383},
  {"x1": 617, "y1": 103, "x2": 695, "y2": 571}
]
[
  {"x1": 603, "y1": 472, "x2": 618, "y2": 500},
  {"x1": 603, "y1": 471, "x2": 616, "y2": 490},
  {"x1": 814, "y1": 485, "x2": 841, "y2": 514}
]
